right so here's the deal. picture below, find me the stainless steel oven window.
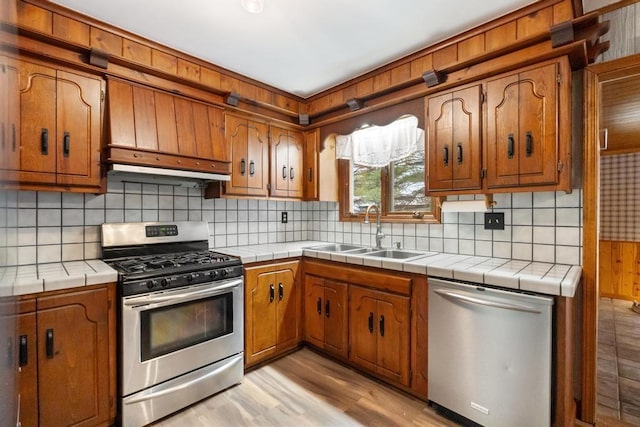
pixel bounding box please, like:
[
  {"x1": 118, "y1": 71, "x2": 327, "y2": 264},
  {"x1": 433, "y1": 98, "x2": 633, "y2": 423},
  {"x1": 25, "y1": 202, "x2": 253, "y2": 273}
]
[{"x1": 140, "y1": 293, "x2": 234, "y2": 361}]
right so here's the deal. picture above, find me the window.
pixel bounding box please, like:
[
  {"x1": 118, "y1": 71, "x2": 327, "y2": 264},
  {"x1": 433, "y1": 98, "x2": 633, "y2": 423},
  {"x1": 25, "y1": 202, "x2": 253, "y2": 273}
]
[{"x1": 336, "y1": 115, "x2": 439, "y2": 223}]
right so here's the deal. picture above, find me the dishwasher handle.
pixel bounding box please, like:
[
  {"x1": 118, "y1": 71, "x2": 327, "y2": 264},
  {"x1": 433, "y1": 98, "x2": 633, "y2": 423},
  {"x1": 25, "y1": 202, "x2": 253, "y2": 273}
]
[{"x1": 433, "y1": 288, "x2": 542, "y2": 314}]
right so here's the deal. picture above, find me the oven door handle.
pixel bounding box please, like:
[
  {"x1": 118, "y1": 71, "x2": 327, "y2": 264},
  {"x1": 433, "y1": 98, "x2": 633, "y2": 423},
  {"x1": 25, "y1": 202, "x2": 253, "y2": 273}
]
[
  {"x1": 123, "y1": 279, "x2": 242, "y2": 308},
  {"x1": 124, "y1": 353, "x2": 243, "y2": 405}
]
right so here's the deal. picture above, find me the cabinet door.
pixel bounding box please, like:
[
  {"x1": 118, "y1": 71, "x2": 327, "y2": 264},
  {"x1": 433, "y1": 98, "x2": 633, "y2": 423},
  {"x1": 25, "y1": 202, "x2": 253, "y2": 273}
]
[
  {"x1": 323, "y1": 280, "x2": 348, "y2": 359},
  {"x1": 486, "y1": 73, "x2": 521, "y2": 188},
  {"x1": 427, "y1": 85, "x2": 481, "y2": 192},
  {"x1": 349, "y1": 286, "x2": 378, "y2": 373},
  {"x1": 275, "y1": 265, "x2": 299, "y2": 348},
  {"x1": 37, "y1": 287, "x2": 110, "y2": 427},
  {"x1": 0, "y1": 57, "x2": 20, "y2": 175},
  {"x1": 304, "y1": 274, "x2": 325, "y2": 347},
  {"x1": 270, "y1": 125, "x2": 291, "y2": 197},
  {"x1": 174, "y1": 97, "x2": 198, "y2": 157},
  {"x1": 517, "y1": 63, "x2": 558, "y2": 186},
  {"x1": 55, "y1": 70, "x2": 102, "y2": 187},
  {"x1": 376, "y1": 293, "x2": 410, "y2": 386},
  {"x1": 303, "y1": 129, "x2": 319, "y2": 200},
  {"x1": 248, "y1": 270, "x2": 278, "y2": 359},
  {"x1": 19, "y1": 60, "x2": 57, "y2": 183},
  {"x1": 17, "y1": 310, "x2": 38, "y2": 427},
  {"x1": 287, "y1": 130, "x2": 304, "y2": 198}
]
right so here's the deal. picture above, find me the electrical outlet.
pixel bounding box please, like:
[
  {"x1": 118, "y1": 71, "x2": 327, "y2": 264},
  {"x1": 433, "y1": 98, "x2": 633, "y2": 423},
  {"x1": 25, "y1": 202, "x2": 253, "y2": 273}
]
[
  {"x1": 484, "y1": 212, "x2": 504, "y2": 230},
  {"x1": 281, "y1": 211, "x2": 288, "y2": 224}
]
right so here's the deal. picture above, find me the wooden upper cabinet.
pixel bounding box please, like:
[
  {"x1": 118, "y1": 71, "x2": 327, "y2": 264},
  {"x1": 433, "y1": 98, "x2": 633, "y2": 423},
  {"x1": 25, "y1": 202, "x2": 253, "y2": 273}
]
[
  {"x1": 270, "y1": 125, "x2": 304, "y2": 199},
  {"x1": 223, "y1": 113, "x2": 269, "y2": 197},
  {"x1": 485, "y1": 59, "x2": 564, "y2": 189},
  {"x1": 3, "y1": 58, "x2": 103, "y2": 190},
  {"x1": 303, "y1": 128, "x2": 319, "y2": 201},
  {"x1": 106, "y1": 78, "x2": 229, "y2": 174},
  {"x1": 427, "y1": 84, "x2": 482, "y2": 193}
]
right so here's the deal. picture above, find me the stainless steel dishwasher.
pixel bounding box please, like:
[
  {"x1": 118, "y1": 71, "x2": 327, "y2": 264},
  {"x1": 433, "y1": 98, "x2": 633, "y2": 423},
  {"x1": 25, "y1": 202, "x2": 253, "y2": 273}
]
[{"x1": 428, "y1": 278, "x2": 553, "y2": 427}]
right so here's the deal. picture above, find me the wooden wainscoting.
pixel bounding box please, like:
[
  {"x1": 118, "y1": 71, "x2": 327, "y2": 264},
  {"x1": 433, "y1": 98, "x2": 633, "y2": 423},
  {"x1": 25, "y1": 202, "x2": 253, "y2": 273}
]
[{"x1": 599, "y1": 240, "x2": 640, "y2": 300}]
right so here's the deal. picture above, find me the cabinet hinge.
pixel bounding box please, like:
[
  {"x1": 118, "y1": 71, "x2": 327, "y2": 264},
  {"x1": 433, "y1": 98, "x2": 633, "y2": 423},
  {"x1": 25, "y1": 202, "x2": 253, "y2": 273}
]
[
  {"x1": 0, "y1": 64, "x2": 5, "y2": 73},
  {"x1": 480, "y1": 168, "x2": 487, "y2": 179},
  {"x1": 557, "y1": 73, "x2": 561, "y2": 85},
  {"x1": 101, "y1": 90, "x2": 105, "y2": 101},
  {"x1": 557, "y1": 161, "x2": 564, "y2": 172},
  {"x1": 266, "y1": 183, "x2": 271, "y2": 191}
]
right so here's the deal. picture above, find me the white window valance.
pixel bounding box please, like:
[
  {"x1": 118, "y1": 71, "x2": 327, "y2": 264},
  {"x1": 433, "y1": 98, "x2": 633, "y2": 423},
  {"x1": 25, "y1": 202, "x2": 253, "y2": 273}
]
[{"x1": 335, "y1": 115, "x2": 424, "y2": 167}]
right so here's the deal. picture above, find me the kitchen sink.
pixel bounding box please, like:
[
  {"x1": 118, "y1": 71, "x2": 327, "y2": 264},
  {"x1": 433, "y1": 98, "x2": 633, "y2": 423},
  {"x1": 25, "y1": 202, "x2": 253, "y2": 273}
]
[
  {"x1": 364, "y1": 249, "x2": 426, "y2": 259},
  {"x1": 343, "y1": 247, "x2": 380, "y2": 255},
  {"x1": 308, "y1": 243, "x2": 364, "y2": 252}
]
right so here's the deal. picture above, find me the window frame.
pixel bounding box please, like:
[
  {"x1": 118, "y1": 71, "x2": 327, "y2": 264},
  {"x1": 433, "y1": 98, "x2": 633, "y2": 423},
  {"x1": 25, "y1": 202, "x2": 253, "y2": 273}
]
[{"x1": 338, "y1": 158, "x2": 441, "y2": 224}]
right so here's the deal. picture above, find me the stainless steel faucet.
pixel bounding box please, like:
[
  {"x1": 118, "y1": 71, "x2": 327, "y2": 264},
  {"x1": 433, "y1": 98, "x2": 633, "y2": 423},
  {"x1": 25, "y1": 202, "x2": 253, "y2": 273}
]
[{"x1": 364, "y1": 203, "x2": 385, "y2": 249}]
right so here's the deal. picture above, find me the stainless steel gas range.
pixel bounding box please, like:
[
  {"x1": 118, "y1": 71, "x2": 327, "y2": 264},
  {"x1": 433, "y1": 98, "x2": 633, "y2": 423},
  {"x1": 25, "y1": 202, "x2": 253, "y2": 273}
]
[{"x1": 101, "y1": 221, "x2": 243, "y2": 427}]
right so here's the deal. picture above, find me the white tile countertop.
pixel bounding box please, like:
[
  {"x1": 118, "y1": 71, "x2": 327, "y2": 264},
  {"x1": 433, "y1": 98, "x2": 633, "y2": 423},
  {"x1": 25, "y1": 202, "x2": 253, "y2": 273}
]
[
  {"x1": 216, "y1": 240, "x2": 582, "y2": 297},
  {"x1": 0, "y1": 260, "x2": 118, "y2": 297}
]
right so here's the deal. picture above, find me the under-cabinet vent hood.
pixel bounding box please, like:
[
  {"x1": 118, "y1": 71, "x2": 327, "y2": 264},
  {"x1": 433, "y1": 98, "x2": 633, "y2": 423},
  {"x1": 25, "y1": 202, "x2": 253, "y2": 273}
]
[{"x1": 108, "y1": 164, "x2": 230, "y2": 188}]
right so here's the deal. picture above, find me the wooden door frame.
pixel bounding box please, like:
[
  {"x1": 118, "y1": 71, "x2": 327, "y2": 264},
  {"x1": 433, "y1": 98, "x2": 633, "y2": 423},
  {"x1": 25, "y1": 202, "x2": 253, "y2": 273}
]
[{"x1": 581, "y1": 52, "x2": 640, "y2": 423}]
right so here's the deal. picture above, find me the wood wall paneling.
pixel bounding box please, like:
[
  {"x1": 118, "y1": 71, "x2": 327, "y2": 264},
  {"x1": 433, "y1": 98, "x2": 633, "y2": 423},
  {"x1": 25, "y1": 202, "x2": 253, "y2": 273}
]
[
  {"x1": 151, "y1": 50, "x2": 178, "y2": 75},
  {"x1": 599, "y1": 240, "x2": 640, "y2": 299},
  {"x1": 516, "y1": 7, "x2": 553, "y2": 39},
  {"x1": 52, "y1": 13, "x2": 89, "y2": 45},
  {"x1": 123, "y1": 39, "x2": 152, "y2": 66},
  {"x1": 17, "y1": 2, "x2": 51, "y2": 33},
  {"x1": 89, "y1": 27, "x2": 123, "y2": 57}
]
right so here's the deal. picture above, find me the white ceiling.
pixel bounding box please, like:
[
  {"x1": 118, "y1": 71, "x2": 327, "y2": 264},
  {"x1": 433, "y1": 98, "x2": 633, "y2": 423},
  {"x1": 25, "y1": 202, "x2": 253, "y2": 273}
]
[{"x1": 48, "y1": 0, "x2": 599, "y2": 98}]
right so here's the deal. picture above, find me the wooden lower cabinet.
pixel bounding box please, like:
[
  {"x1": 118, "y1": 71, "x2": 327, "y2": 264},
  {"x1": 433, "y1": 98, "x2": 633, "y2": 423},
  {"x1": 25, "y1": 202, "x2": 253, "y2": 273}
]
[
  {"x1": 303, "y1": 275, "x2": 348, "y2": 359},
  {"x1": 17, "y1": 284, "x2": 115, "y2": 427},
  {"x1": 349, "y1": 285, "x2": 410, "y2": 387},
  {"x1": 245, "y1": 261, "x2": 301, "y2": 367},
  {"x1": 599, "y1": 240, "x2": 640, "y2": 300}
]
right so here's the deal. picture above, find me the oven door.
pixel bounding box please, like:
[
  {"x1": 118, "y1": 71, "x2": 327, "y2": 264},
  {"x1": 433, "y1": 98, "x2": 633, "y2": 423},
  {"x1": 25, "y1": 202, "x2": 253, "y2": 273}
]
[{"x1": 121, "y1": 277, "x2": 243, "y2": 396}]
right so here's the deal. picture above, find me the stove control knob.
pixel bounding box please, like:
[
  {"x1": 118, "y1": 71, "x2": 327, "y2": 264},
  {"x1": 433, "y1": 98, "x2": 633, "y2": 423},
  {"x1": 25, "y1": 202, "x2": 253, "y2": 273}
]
[
  {"x1": 160, "y1": 278, "x2": 169, "y2": 287},
  {"x1": 186, "y1": 273, "x2": 196, "y2": 283},
  {"x1": 221, "y1": 268, "x2": 228, "y2": 278},
  {"x1": 209, "y1": 270, "x2": 218, "y2": 279},
  {"x1": 146, "y1": 280, "x2": 157, "y2": 290}
]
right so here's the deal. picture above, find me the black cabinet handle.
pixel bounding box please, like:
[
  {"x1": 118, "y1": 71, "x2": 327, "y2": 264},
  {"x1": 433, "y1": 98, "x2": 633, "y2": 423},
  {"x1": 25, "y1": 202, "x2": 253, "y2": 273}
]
[
  {"x1": 309, "y1": 168, "x2": 313, "y2": 182},
  {"x1": 249, "y1": 160, "x2": 255, "y2": 176},
  {"x1": 45, "y1": 329, "x2": 54, "y2": 359},
  {"x1": 41, "y1": 128, "x2": 48, "y2": 155},
  {"x1": 507, "y1": 134, "x2": 515, "y2": 158},
  {"x1": 63, "y1": 131, "x2": 70, "y2": 158},
  {"x1": 379, "y1": 315, "x2": 385, "y2": 337},
  {"x1": 282, "y1": 165, "x2": 287, "y2": 179},
  {"x1": 19, "y1": 335, "x2": 28, "y2": 367},
  {"x1": 278, "y1": 283, "x2": 284, "y2": 301},
  {"x1": 290, "y1": 167, "x2": 294, "y2": 180},
  {"x1": 443, "y1": 145, "x2": 449, "y2": 166},
  {"x1": 317, "y1": 297, "x2": 322, "y2": 315},
  {"x1": 368, "y1": 312, "x2": 374, "y2": 333},
  {"x1": 240, "y1": 158, "x2": 246, "y2": 175},
  {"x1": 269, "y1": 284, "x2": 275, "y2": 303},
  {"x1": 457, "y1": 143, "x2": 463, "y2": 164},
  {"x1": 12, "y1": 124, "x2": 16, "y2": 152},
  {"x1": 525, "y1": 131, "x2": 533, "y2": 157},
  {"x1": 325, "y1": 300, "x2": 330, "y2": 318}
]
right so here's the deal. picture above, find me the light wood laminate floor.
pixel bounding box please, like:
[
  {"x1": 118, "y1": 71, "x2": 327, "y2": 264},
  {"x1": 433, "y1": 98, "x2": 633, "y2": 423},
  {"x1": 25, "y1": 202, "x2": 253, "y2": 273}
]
[{"x1": 152, "y1": 348, "x2": 458, "y2": 426}]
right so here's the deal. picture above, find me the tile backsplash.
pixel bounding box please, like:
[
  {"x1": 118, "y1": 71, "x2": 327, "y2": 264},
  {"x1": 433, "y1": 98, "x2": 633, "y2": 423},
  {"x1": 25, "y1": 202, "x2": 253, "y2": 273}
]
[{"x1": 0, "y1": 179, "x2": 583, "y2": 266}]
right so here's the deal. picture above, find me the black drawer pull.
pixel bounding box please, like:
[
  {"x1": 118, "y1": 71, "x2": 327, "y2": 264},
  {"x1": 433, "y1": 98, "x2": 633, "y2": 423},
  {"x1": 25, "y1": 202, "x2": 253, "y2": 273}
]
[
  {"x1": 289, "y1": 167, "x2": 294, "y2": 180},
  {"x1": 240, "y1": 158, "x2": 246, "y2": 175},
  {"x1": 41, "y1": 128, "x2": 48, "y2": 155},
  {"x1": 45, "y1": 329, "x2": 54, "y2": 359},
  {"x1": 308, "y1": 167, "x2": 313, "y2": 182},
  {"x1": 282, "y1": 165, "x2": 287, "y2": 179},
  {"x1": 457, "y1": 143, "x2": 463, "y2": 164},
  {"x1": 325, "y1": 300, "x2": 330, "y2": 318},
  {"x1": 269, "y1": 284, "x2": 275, "y2": 303},
  {"x1": 443, "y1": 145, "x2": 449, "y2": 166},
  {"x1": 507, "y1": 134, "x2": 515, "y2": 158},
  {"x1": 63, "y1": 132, "x2": 70, "y2": 157},
  {"x1": 249, "y1": 160, "x2": 255, "y2": 176},
  {"x1": 525, "y1": 131, "x2": 533, "y2": 157},
  {"x1": 19, "y1": 335, "x2": 28, "y2": 367},
  {"x1": 379, "y1": 315, "x2": 385, "y2": 337},
  {"x1": 317, "y1": 297, "x2": 322, "y2": 314},
  {"x1": 368, "y1": 312, "x2": 374, "y2": 333},
  {"x1": 278, "y1": 283, "x2": 284, "y2": 301}
]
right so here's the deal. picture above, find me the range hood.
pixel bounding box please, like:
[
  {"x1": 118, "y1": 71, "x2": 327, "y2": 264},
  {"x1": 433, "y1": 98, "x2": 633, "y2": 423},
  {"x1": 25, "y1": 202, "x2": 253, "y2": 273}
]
[{"x1": 108, "y1": 164, "x2": 230, "y2": 188}]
